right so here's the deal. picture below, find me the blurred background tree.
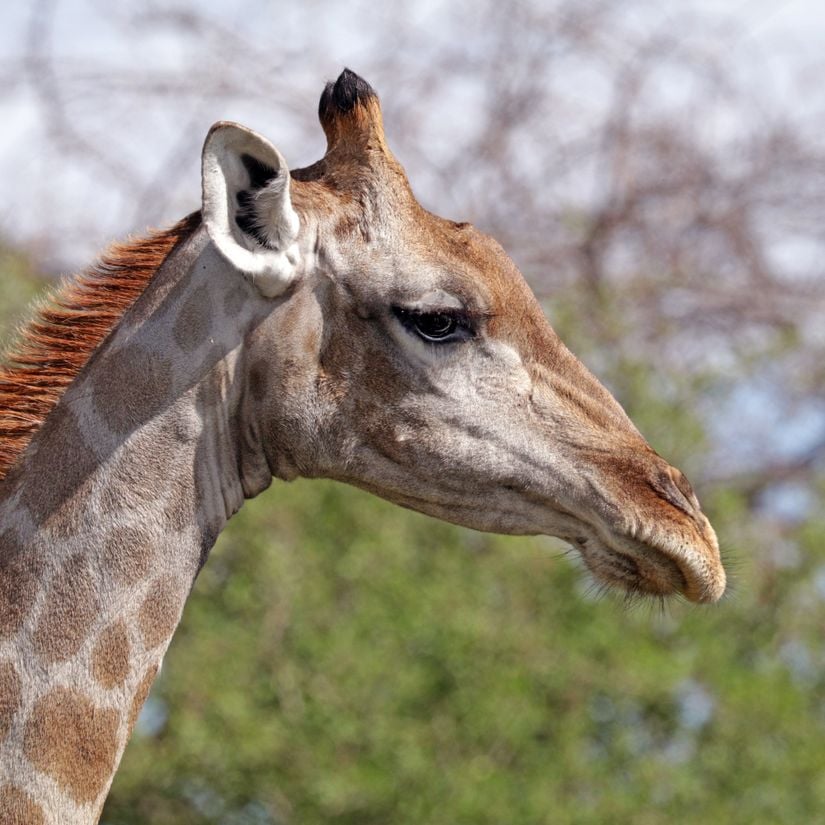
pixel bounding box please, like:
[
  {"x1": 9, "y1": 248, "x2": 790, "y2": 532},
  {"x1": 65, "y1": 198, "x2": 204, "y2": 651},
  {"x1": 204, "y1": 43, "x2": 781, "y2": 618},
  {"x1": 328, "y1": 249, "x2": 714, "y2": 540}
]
[{"x1": 2, "y1": 1, "x2": 825, "y2": 823}]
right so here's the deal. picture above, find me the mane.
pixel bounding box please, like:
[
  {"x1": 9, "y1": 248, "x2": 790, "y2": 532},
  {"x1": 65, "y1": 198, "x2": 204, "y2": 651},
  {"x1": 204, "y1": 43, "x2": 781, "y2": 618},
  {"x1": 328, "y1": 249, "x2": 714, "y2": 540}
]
[{"x1": 0, "y1": 211, "x2": 202, "y2": 481}]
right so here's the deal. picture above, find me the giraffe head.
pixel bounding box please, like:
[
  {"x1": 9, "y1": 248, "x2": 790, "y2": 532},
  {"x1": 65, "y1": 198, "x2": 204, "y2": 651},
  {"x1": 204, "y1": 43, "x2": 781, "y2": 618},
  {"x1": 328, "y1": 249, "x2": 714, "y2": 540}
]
[{"x1": 201, "y1": 69, "x2": 725, "y2": 604}]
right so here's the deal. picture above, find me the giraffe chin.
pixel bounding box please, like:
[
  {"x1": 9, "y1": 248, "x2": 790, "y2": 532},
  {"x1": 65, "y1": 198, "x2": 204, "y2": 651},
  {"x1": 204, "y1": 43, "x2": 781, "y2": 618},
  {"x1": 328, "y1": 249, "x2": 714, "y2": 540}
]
[{"x1": 572, "y1": 532, "x2": 724, "y2": 605}]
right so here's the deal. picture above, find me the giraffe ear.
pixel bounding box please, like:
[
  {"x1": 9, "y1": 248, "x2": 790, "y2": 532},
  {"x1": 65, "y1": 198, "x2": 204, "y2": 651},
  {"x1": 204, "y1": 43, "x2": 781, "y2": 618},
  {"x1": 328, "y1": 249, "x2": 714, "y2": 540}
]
[{"x1": 201, "y1": 122, "x2": 301, "y2": 298}]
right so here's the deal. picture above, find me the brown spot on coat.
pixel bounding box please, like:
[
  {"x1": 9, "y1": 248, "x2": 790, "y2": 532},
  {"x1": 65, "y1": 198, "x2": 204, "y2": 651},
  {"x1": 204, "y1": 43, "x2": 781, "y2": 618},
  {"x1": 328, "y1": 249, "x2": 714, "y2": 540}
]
[
  {"x1": 0, "y1": 785, "x2": 46, "y2": 825},
  {"x1": 173, "y1": 284, "x2": 214, "y2": 353},
  {"x1": 19, "y1": 405, "x2": 98, "y2": 526},
  {"x1": 106, "y1": 426, "x2": 195, "y2": 530},
  {"x1": 92, "y1": 348, "x2": 173, "y2": 435},
  {"x1": 223, "y1": 283, "x2": 247, "y2": 317},
  {"x1": 102, "y1": 525, "x2": 154, "y2": 586},
  {"x1": 31, "y1": 554, "x2": 98, "y2": 663},
  {"x1": 138, "y1": 577, "x2": 183, "y2": 649},
  {"x1": 91, "y1": 621, "x2": 131, "y2": 689},
  {"x1": 23, "y1": 687, "x2": 120, "y2": 805},
  {"x1": 128, "y1": 664, "x2": 158, "y2": 735},
  {"x1": 0, "y1": 532, "x2": 42, "y2": 640},
  {"x1": 0, "y1": 661, "x2": 22, "y2": 743}
]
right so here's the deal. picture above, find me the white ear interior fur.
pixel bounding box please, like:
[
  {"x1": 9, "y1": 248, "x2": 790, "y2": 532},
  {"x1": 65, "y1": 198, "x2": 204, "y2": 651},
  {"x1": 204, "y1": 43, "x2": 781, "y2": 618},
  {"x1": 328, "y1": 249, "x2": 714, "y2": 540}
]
[{"x1": 202, "y1": 121, "x2": 301, "y2": 298}]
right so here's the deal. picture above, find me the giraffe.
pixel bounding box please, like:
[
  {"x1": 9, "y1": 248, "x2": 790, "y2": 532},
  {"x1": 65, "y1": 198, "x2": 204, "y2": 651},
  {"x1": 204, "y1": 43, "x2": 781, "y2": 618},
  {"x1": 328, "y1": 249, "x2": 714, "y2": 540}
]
[{"x1": 0, "y1": 69, "x2": 726, "y2": 823}]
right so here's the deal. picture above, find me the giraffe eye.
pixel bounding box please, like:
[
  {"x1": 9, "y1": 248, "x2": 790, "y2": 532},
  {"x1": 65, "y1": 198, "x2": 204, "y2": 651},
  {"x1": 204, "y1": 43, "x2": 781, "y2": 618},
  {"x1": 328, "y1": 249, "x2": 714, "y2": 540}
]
[
  {"x1": 413, "y1": 312, "x2": 457, "y2": 340},
  {"x1": 392, "y1": 307, "x2": 473, "y2": 343}
]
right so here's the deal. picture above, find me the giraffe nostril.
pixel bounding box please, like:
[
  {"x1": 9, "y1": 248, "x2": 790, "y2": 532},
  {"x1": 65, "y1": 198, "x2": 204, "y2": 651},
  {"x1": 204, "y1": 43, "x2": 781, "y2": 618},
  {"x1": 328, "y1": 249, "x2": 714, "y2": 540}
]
[
  {"x1": 650, "y1": 466, "x2": 698, "y2": 517},
  {"x1": 671, "y1": 467, "x2": 698, "y2": 504}
]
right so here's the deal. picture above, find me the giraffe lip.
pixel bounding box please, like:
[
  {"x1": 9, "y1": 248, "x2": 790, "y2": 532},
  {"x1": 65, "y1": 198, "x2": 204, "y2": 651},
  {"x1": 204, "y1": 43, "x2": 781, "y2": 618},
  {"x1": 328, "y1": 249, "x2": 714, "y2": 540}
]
[{"x1": 573, "y1": 535, "x2": 690, "y2": 600}]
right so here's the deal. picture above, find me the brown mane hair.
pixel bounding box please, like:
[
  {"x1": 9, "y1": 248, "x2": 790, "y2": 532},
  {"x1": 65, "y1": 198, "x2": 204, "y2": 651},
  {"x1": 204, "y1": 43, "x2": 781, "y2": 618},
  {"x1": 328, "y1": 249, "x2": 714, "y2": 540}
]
[{"x1": 0, "y1": 211, "x2": 202, "y2": 481}]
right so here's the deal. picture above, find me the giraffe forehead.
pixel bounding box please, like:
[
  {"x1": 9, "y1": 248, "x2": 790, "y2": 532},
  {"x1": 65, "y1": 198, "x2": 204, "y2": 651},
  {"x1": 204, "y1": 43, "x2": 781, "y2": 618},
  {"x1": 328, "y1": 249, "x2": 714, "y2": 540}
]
[
  {"x1": 420, "y1": 220, "x2": 562, "y2": 360},
  {"x1": 406, "y1": 218, "x2": 536, "y2": 309},
  {"x1": 334, "y1": 222, "x2": 496, "y2": 310},
  {"x1": 409, "y1": 220, "x2": 557, "y2": 363}
]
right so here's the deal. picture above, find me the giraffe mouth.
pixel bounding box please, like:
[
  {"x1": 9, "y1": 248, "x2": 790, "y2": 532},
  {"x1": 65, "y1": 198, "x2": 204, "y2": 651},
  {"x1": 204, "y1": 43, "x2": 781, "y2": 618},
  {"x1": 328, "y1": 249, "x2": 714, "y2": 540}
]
[
  {"x1": 571, "y1": 534, "x2": 715, "y2": 603},
  {"x1": 345, "y1": 467, "x2": 725, "y2": 602}
]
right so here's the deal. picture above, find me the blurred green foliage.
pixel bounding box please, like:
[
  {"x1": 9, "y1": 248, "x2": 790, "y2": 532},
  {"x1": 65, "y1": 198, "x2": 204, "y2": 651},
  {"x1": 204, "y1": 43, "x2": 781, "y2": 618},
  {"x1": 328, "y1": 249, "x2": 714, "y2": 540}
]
[
  {"x1": 0, "y1": 243, "x2": 44, "y2": 351},
  {"x1": 3, "y1": 247, "x2": 824, "y2": 825}
]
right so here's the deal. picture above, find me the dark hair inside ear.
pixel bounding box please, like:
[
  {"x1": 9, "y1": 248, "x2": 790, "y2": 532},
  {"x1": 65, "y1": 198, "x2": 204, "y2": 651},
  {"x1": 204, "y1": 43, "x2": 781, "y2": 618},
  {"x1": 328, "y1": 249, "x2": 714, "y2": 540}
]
[
  {"x1": 241, "y1": 153, "x2": 279, "y2": 189},
  {"x1": 235, "y1": 189, "x2": 270, "y2": 247}
]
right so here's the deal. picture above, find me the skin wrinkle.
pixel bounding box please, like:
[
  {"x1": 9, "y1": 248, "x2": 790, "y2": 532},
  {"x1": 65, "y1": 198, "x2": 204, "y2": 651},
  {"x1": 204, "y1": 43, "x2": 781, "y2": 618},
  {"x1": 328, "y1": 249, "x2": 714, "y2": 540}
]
[{"x1": 248, "y1": 358, "x2": 269, "y2": 402}]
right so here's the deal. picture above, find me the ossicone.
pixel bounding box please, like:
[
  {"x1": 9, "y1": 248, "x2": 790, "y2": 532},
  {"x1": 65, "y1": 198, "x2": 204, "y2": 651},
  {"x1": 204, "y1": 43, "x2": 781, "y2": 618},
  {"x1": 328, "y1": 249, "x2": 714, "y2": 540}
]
[
  {"x1": 319, "y1": 68, "x2": 377, "y2": 119},
  {"x1": 317, "y1": 68, "x2": 387, "y2": 155}
]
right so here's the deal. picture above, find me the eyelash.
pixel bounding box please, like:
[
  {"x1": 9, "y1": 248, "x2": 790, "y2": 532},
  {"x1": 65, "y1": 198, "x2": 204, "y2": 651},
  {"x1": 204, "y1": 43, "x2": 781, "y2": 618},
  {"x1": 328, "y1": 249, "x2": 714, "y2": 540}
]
[{"x1": 392, "y1": 306, "x2": 477, "y2": 344}]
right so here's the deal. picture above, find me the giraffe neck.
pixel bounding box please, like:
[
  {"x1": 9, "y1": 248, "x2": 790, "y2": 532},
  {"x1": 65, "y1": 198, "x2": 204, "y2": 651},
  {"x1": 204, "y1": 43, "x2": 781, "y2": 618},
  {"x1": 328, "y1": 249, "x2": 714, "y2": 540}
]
[{"x1": 0, "y1": 228, "x2": 277, "y2": 823}]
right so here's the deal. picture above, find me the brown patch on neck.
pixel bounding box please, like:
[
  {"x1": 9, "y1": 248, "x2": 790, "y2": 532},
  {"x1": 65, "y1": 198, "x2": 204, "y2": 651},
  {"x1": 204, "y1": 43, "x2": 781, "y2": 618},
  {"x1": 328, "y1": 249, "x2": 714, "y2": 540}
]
[
  {"x1": 0, "y1": 211, "x2": 202, "y2": 481},
  {"x1": 138, "y1": 576, "x2": 184, "y2": 649},
  {"x1": 91, "y1": 621, "x2": 131, "y2": 689},
  {"x1": 0, "y1": 785, "x2": 46, "y2": 825},
  {"x1": 0, "y1": 660, "x2": 21, "y2": 743},
  {"x1": 23, "y1": 687, "x2": 120, "y2": 804},
  {"x1": 0, "y1": 530, "x2": 44, "y2": 640},
  {"x1": 31, "y1": 553, "x2": 98, "y2": 663},
  {"x1": 128, "y1": 664, "x2": 158, "y2": 735}
]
